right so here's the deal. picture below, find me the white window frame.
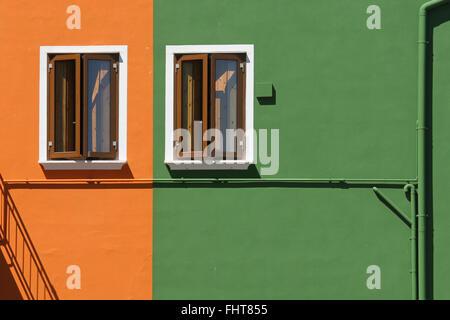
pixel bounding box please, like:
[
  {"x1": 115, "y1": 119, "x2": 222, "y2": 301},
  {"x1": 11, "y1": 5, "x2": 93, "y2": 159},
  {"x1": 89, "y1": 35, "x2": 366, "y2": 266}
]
[
  {"x1": 39, "y1": 45, "x2": 127, "y2": 170},
  {"x1": 164, "y1": 44, "x2": 254, "y2": 170}
]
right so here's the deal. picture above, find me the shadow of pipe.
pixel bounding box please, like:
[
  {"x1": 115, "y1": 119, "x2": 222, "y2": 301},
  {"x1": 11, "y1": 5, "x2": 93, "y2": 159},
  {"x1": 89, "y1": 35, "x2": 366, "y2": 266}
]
[{"x1": 422, "y1": 2, "x2": 450, "y2": 300}]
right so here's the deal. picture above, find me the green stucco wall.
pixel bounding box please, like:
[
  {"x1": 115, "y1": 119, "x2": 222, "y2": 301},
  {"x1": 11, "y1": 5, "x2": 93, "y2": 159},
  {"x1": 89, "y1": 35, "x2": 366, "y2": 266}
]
[{"x1": 153, "y1": 0, "x2": 450, "y2": 299}]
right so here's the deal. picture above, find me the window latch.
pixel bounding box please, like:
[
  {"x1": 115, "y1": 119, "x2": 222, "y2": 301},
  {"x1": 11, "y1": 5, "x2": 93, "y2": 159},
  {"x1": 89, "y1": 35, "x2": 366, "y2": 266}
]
[
  {"x1": 113, "y1": 141, "x2": 117, "y2": 151},
  {"x1": 48, "y1": 141, "x2": 53, "y2": 151},
  {"x1": 48, "y1": 63, "x2": 52, "y2": 72},
  {"x1": 175, "y1": 63, "x2": 180, "y2": 72},
  {"x1": 113, "y1": 63, "x2": 118, "y2": 73},
  {"x1": 240, "y1": 63, "x2": 245, "y2": 73}
]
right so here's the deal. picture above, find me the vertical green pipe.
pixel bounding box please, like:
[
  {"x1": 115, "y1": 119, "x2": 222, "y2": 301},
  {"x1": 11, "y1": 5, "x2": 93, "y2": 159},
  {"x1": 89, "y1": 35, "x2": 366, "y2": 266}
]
[
  {"x1": 411, "y1": 185, "x2": 418, "y2": 300},
  {"x1": 405, "y1": 184, "x2": 417, "y2": 300},
  {"x1": 418, "y1": 0, "x2": 450, "y2": 300},
  {"x1": 418, "y1": 4, "x2": 427, "y2": 300}
]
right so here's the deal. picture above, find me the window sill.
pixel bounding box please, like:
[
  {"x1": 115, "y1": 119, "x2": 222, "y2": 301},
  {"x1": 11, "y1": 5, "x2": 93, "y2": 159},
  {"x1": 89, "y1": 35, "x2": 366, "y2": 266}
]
[
  {"x1": 165, "y1": 161, "x2": 251, "y2": 170},
  {"x1": 39, "y1": 160, "x2": 126, "y2": 170}
]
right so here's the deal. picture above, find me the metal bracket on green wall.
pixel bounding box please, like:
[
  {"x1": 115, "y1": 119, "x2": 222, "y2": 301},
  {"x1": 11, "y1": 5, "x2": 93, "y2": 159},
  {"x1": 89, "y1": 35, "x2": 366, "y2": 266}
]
[{"x1": 373, "y1": 187, "x2": 411, "y2": 227}]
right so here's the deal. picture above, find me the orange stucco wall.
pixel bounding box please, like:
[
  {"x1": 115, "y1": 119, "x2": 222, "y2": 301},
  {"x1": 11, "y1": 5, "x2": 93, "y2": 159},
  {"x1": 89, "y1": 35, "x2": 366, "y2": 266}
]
[{"x1": 0, "y1": 0, "x2": 153, "y2": 299}]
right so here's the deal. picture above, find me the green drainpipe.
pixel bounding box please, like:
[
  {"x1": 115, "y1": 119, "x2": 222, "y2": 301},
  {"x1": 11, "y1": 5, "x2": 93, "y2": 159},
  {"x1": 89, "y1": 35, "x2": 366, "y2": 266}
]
[
  {"x1": 418, "y1": 0, "x2": 450, "y2": 300},
  {"x1": 404, "y1": 184, "x2": 417, "y2": 300}
]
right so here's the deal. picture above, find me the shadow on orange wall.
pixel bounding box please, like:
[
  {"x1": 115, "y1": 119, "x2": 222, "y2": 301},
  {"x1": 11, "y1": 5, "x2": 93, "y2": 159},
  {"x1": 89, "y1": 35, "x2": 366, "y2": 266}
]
[
  {"x1": 0, "y1": 175, "x2": 58, "y2": 300},
  {"x1": 41, "y1": 163, "x2": 134, "y2": 180},
  {"x1": 0, "y1": 250, "x2": 22, "y2": 300}
]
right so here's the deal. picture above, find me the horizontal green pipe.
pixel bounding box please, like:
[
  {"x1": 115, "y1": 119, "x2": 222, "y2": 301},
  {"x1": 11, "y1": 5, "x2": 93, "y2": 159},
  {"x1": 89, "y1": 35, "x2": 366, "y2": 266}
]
[
  {"x1": 4, "y1": 178, "x2": 418, "y2": 185},
  {"x1": 153, "y1": 178, "x2": 418, "y2": 185}
]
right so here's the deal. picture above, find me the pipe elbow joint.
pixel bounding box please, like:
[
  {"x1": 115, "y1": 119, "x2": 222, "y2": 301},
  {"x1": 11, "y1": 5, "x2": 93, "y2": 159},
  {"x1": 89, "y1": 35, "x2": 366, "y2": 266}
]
[
  {"x1": 420, "y1": 0, "x2": 450, "y2": 16},
  {"x1": 404, "y1": 183, "x2": 415, "y2": 193}
]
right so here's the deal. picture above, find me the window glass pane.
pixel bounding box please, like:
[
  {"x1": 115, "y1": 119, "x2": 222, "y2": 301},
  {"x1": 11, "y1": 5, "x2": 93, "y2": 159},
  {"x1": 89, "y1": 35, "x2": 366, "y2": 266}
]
[
  {"x1": 181, "y1": 60, "x2": 202, "y2": 152},
  {"x1": 87, "y1": 60, "x2": 111, "y2": 153},
  {"x1": 54, "y1": 60, "x2": 76, "y2": 152},
  {"x1": 215, "y1": 59, "x2": 237, "y2": 153}
]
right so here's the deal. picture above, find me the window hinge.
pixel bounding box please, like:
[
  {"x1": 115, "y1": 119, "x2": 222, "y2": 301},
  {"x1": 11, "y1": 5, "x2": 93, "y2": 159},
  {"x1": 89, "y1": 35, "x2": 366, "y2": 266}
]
[
  {"x1": 113, "y1": 63, "x2": 118, "y2": 73},
  {"x1": 175, "y1": 63, "x2": 180, "y2": 72},
  {"x1": 48, "y1": 141, "x2": 53, "y2": 151},
  {"x1": 113, "y1": 141, "x2": 117, "y2": 151},
  {"x1": 48, "y1": 63, "x2": 52, "y2": 72},
  {"x1": 240, "y1": 63, "x2": 245, "y2": 73}
]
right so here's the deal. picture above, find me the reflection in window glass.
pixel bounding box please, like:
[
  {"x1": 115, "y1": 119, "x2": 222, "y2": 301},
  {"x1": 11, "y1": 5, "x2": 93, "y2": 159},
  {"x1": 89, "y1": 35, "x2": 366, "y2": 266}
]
[
  {"x1": 87, "y1": 60, "x2": 111, "y2": 153},
  {"x1": 215, "y1": 59, "x2": 237, "y2": 153},
  {"x1": 54, "y1": 60, "x2": 76, "y2": 152}
]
